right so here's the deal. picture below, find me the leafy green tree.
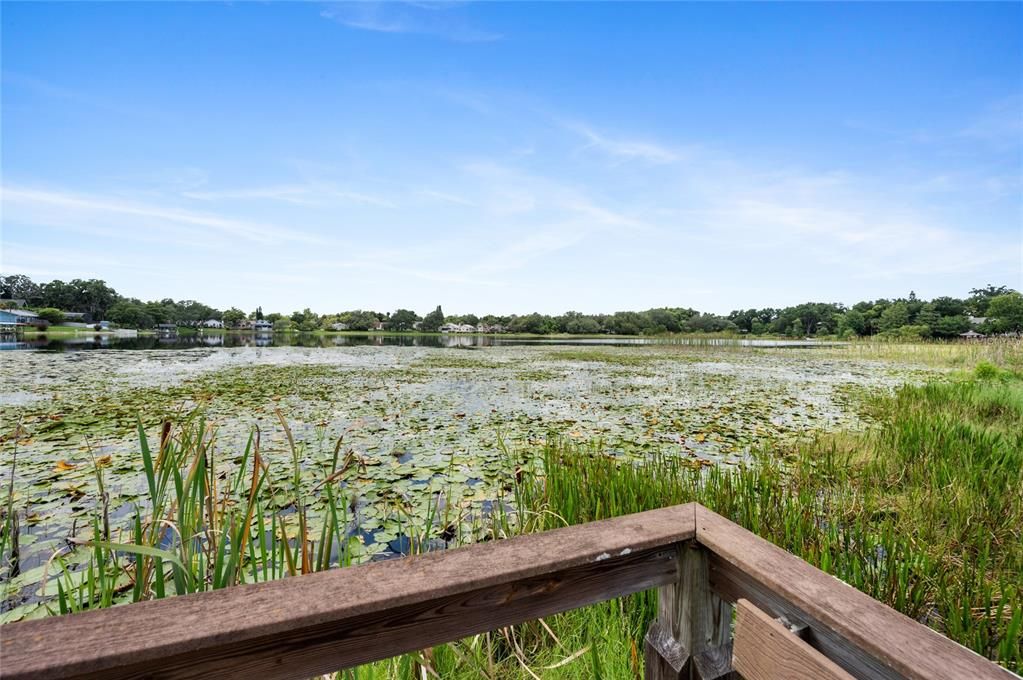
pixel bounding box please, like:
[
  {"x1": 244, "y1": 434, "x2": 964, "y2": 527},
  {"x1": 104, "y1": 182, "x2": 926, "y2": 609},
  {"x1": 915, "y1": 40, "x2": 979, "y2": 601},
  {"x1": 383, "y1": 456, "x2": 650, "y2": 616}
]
[
  {"x1": 106, "y1": 301, "x2": 155, "y2": 329},
  {"x1": 390, "y1": 309, "x2": 420, "y2": 332},
  {"x1": 1, "y1": 274, "x2": 42, "y2": 305},
  {"x1": 897, "y1": 324, "x2": 931, "y2": 340},
  {"x1": 879, "y1": 302, "x2": 910, "y2": 333},
  {"x1": 40, "y1": 279, "x2": 77, "y2": 311},
  {"x1": 35, "y1": 308, "x2": 65, "y2": 325},
  {"x1": 254, "y1": 306, "x2": 264, "y2": 320},
  {"x1": 340, "y1": 310, "x2": 380, "y2": 331},
  {"x1": 837, "y1": 310, "x2": 867, "y2": 336},
  {"x1": 686, "y1": 314, "x2": 738, "y2": 333},
  {"x1": 222, "y1": 308, "x2": 246, "y2": 328},
  {"x1": 564, "y1": 314, "x2": 601, "y2": 334},
  {"x1": 987, "y1": 293, "x2": 1023, "y2": 332},
  {"x1": 932, "y1": 315, "x2": 969, "y2": 338},
  {"x1": 290, "y1": 308, "x2": 321, "y2": 332},
  {"x1": 967, "y1": 285, "x2": 1013, "y2": 316},
  {"x1": 420, "y1": 305, "x2": 445, "y2": 332},
  {"x1": 930, "y1": 296, "x2": 966, "y2": 318},
  {"x1": 915, "y1": 304, "x2": 940, "y2": 330}
]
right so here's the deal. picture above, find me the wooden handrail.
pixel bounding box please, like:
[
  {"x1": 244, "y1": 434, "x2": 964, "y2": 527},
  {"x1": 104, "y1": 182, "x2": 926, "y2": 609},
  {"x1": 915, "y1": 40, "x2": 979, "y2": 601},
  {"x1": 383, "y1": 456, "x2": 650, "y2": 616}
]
[
  {"x1": 1, "y1": 504, "x2": 696, "y2": 679},
  {"x1": 694, "y1": 506, "x2": 1015, "y2": 680},
  {"x1": 0, "y1": 503, "x2": 1015, "y2": 680}
]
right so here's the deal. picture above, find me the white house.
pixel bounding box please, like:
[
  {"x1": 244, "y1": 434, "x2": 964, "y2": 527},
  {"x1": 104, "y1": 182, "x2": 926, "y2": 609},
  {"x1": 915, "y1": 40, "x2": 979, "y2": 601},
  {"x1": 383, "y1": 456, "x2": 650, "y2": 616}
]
[
  {"x1": 440, "y1": 323, "x2": 477, "y2": 333},
  {"x1": 203, "y1": 319, "x2": 224, "y2": 328}
]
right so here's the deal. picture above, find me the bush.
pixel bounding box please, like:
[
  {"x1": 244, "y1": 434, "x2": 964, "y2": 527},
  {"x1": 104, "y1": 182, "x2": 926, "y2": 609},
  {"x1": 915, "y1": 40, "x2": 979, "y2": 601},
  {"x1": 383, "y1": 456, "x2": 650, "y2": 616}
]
[
  {"x1": 35, "y1": 307, "x2": 65, "y2": 324},
  {"x1": 975, "y1": 361, "x2": 1000, "y2": 380}
]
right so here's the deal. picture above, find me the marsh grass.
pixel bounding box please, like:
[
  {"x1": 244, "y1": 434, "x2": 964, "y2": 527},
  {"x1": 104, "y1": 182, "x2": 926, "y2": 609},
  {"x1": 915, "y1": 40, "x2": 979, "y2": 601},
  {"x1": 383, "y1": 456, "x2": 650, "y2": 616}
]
[
  {"x1": 540, "y1": 348, "x2": 670, "y2": 366},
  {"x1": 825, "y1": 337, "x2": 1023, "y2": 369}
]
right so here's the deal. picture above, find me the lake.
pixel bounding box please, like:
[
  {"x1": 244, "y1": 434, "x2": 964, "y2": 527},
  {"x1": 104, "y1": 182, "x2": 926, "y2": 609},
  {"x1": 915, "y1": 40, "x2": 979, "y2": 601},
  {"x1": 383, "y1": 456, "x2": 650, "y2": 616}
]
[
  {"x1": 0, "y1": 340, "x2": 934, "y2": 620},
  {"x1": 0, "y1": 332, "x2": 845, "y2": 351}
]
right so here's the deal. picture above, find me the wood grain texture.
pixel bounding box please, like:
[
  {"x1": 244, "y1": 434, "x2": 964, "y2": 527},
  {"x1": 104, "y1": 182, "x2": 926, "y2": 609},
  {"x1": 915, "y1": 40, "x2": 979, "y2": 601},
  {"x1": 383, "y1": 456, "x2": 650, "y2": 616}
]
[
  {"x1": 645, "y1": 619, "x2": 687, "y2": 679},
  {"x1": 645, "y1": 543, "x2": 735, "y2": 680},
  {"x1": 2, "y1": 504, "x2": 697, "y2": 680},
  {"x1": 696, "y1": 506, "x2": 1017, "y2": 680},
  {"x1": 733, "y1": 598, "x2": 855, "y2": 680}
]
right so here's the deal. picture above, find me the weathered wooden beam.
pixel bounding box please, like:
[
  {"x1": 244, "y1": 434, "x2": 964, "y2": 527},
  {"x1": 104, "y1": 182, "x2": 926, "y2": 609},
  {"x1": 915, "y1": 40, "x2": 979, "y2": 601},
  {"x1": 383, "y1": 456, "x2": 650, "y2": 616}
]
[
  {"x1": 645, "y1": 542, "x2": 734, "y2": 679},
  {"x1": 2, "y1": 504, "x2": 698, "y2": 680},
  {"x1": 695, "y1": 505, "x2": 1017, "y2": 680},
  {"x1": 733, "y1": 598, "x2": 855, "y2": 680}
]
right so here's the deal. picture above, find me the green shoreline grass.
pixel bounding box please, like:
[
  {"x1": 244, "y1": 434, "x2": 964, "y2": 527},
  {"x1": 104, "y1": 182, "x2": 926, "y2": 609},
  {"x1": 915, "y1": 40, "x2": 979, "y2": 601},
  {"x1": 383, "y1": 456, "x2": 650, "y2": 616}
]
[{"x1": 2, "y1": 364, "x2": 1020, "y2": 676}]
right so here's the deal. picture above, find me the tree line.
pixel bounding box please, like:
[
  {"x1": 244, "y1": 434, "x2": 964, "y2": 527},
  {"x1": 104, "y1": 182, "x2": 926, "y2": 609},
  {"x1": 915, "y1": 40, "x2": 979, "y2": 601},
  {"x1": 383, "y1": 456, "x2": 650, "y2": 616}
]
[{"x1": 2, "y1": 274, "x2": 1021, "y2": 338}]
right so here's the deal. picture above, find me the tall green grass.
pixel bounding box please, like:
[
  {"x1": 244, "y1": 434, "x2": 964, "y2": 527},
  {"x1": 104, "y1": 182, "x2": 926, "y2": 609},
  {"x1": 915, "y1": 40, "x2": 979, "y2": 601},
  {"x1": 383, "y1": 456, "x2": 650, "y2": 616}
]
[{"x1": 503, "y1": 365, "x2": 1022, "y2": 673}]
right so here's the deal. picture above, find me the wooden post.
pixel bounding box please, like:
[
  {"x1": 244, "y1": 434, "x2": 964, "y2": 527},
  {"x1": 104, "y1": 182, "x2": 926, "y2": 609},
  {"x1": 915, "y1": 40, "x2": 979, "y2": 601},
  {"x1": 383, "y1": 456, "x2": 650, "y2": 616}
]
[{"x1": 645, "y1": 542, "x2": 735, "y2": 679}]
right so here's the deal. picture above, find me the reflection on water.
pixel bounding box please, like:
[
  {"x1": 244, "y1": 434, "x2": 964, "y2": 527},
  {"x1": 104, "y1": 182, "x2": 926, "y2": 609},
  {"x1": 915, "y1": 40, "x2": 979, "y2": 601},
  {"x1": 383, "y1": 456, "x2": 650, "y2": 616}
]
[{"x1": 1, "y1": 332, "x2": 843, "y2": 352}]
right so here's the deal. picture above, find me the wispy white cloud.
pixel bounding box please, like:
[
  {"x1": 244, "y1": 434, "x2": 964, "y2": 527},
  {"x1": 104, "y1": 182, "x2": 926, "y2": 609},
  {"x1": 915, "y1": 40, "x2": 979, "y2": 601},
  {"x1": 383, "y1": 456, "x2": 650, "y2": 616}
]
[
  {"x1": 1, "y1": 185, "x2": 326, "y2": 245},
  {"x1": 415, "y1": 189, "x2": 477, "y2": 207},
  {"x1": 182, "y1": 183, "x2": 396, "y2": 208},
  {"x1": 960, "y1": 94, "x2": 1023, "y2": 151},
  {"x1": 563, "y1": 121, "x2": 682, "y2": 164},
  {"x1": 320, "y1": 2, "x2": 501, "y2": 42}
]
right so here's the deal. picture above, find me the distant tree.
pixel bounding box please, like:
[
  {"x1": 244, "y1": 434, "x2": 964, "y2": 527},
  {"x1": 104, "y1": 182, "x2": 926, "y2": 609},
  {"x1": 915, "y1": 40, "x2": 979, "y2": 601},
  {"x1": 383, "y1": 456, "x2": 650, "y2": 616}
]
[
  {"x1": 1, "y1": 274, "x2": 42, "y2": 305},
  {"x1": 40, "y1": 279, "x2": 77, "y2": 311},
  {"x1": 509, "y1": 312, "x2": 557, "y2": 334},
  {"x1": 896, "y1": 324, "x2": 931, "y2": 340},
  {"x1": 932, "y1": 315, "x2": 970, "y2": 338},
  {"x1": 967, "y1": 285, "x2": 1013, "y2": 316},
  {"x1": 144, "y1": 301, "x2": 172, "y2": 325},
  {"x1": 839, "y1": 310, "x2": 867, "y2": 336},
  {"x1": 341, "y1": 310, "x2": 380, "y2": 331},
  {"x1": 290, "y1": 308, "x2": 321, "y2": 332},
  {"x1": 222, "y1": 308, "x2": 246, "y2": 328},
  {"x1": 390, "y1": 309, "x2": 420, "y2": 332},
  {"x1": 879, "y1": 302, "x2": 910, "y2": 333},
  {"x1": 930, "y1": 296, "x2": 966, "y2": 318},
  {"x1": 175, "y1": 300, "x2": 218, "y2": 327},
  {"x1": 420, "y1": 305, "x2": 445, "y2": 332},
  {"x1": 647, "y1": 308, "x2": 684, "y2": 333},
  {"x1": 266, "y1": 312, "x2": 283, "y2": 323},
  {"x1": 35, "y1": 308, "x2": 65, "y2": 325},
  {"x1": 106, "y1": 301, "x2": 155, "y2": 329},
  {"x1": 64, "y1": 279, "x2": 119, "y2": 320},
  {"x1": 564, "y1": 314, "x2": 601, "y2": 334},
  {"x1": 987, "y1": 293, "x2": 1023, "y2": 332},
  {"x1": 685, "y1": 314, "x2": 738, "y2": 334},
  {"x1": 607, "y1": 311, "x2": 649, "y2": 335},
  {"x1": 915, "y1": 304, "x2": 941, "y2": 331},
  {"x1": 254, "y1": 306, "x2": 264, "y2": 321}
]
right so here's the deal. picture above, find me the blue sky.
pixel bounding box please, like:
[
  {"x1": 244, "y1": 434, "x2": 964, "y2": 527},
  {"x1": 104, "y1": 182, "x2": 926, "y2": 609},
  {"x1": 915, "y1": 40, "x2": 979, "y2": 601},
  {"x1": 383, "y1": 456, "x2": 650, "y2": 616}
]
[{"x1": 2, "y1": 1, "x2": 1021, "y2": 316}]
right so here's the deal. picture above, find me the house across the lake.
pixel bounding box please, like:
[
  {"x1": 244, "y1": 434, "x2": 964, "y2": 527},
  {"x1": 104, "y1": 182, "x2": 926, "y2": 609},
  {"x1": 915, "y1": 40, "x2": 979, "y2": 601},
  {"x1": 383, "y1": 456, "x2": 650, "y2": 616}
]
[
  {"x1": 156, "y1": 323, "x2": 178, "y2": 335},
  {"x1": 960, "y1": 330, "x2": 985, "y2": 339},
  {"x1": 440, "y1": 323, "x2": 477, "y2": 333},
  {"x1": 203, "y1": 319, "x2": 224, "y2": 328},
  {"x1": 0, "y1": 309, "x2": 47, "y2": 329},
  {"x1": 251, "y1": 319, "x2": 273, "y2": 332}
]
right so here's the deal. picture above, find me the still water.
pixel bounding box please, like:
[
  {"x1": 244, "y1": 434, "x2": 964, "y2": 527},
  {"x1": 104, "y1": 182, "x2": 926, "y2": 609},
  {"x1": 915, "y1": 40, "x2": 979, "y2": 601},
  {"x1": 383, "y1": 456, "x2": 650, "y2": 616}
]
[{"x1": 1, "y1": 333, "x2": 841, "y2": 352}]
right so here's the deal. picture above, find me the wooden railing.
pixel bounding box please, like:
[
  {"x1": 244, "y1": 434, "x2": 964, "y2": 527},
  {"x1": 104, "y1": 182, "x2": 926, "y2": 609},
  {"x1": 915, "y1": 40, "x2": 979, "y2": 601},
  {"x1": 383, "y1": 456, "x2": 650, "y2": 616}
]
[{"x1": 2, "y1": 504, "x2": 1016, "y2": 679}]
